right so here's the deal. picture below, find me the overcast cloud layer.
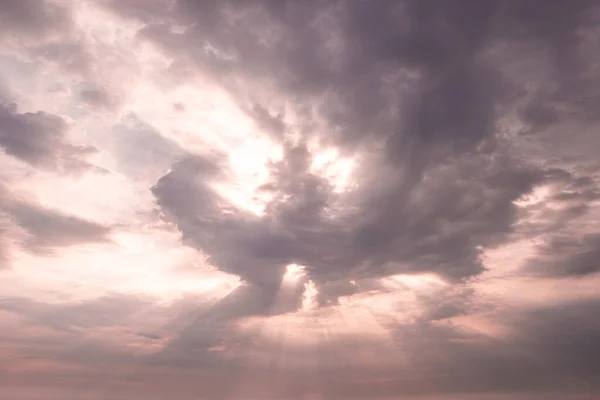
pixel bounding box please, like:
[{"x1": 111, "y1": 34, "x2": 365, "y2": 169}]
[{"x1": 1, "y1": 1, "x2": 600, "y2": 399}]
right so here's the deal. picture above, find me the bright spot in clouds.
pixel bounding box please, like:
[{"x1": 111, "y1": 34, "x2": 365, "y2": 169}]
[
  {"x1": 284, "y1": 263, "x2": 307, "y2": 281},
  {"x1": 301, "y1": 280, "x2": 318, "y2": 312}
]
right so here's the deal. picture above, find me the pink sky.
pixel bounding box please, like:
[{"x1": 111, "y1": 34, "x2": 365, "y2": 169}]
[{"x1": 1, "y1": 1, "x2": 600, "y2": 399}]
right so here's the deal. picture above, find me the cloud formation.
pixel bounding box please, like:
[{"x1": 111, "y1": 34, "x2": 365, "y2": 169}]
[
  {"x1": 0, "y1": 103, "x2": 96, "y2": 171},
  {"x1": 0, "y1": 1, "x2": 599, "y2": 399},
  {"x1": 0, "y1": 183, "x2": 111, "y2": 256}
]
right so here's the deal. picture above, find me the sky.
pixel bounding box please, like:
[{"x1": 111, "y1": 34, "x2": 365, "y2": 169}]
[{"x1": 1, "y1": 0, "x2": 600, "y2": 399}]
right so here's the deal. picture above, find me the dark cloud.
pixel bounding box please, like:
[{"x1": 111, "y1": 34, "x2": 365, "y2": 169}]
[
  {"x1": 152, "y1": 154, "x2": 292, "y2": 287},
  {"x1": 0, "y1": 103, "x2": 97, "y2": 171},
  {"x1": 154, "y1": 143, "x2": 543, "y2": 293},
  {"x1": 137, "y1": 0, "x2": 600, "y2": 307},
  {"x1": 115, "y1": 0, "x2": 597, "y2": 150}
]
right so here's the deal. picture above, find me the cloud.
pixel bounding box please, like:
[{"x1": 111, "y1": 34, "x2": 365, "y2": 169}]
[
  {"x1": 1, "y1": 184, "x2": 111, "y2": 255},
  {"x1": 109, "y1": 115, "x2": 186, "y2": 180},
  {"x1": 2, "y1": 278, "x2": 599, "y2": 399},
  {"x1": 103, "y1": 0, "x2": 600, "y2": 304},
  {"x1": 127, "y1": 288, "x2": 600, "y2": 399},
  {"x1": 0, "y1": 240, "x2": 9, "y2": 269},
  {"x1": 363, "y1": 301, "x2": 600, "y2": 397},
  {"x1": 136, "y1": 332, "x2": 161, "y2": 340},
  {"x1": 102, "y1": 3, "x2": 600, "y2": 395},
  {"x1": 0, "y1": 0, "x2": 72, "y2": 40},
  {"x1": 153, "y1": 129, "x2": 545, "y2": 296},
  {"x1": 31, "y1": 40, "x2": 93, "y2": 75},
  {"x1": 0, "y1": 103, "x2": 97, "y2": 171},
  {"x1": 119, "y1": 0, "x2": 597, "y2": 320},
  {"x1": 80, "y1": 88, "x2": 113, "y2": 109},
  {"x1": 525, "y1": 233, "x2": 600, "y2": 277},
  {"x1": 1, "y1": 1, "x2": 600, "y2": 399},
  {"x1": 0, "y1": 293, "x2": 154, "y2": 332}
]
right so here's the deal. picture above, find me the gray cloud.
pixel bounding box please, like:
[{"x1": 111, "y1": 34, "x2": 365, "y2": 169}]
[
  {"x1": 137, "y1": 0, "x2": 599, "y2": 302},
  {"x1": 1, "y1": 185, "x2": 111, "y2": 255},
  {"x1": 0, "y1": 0, "x2": 72, "y2": 39},
  {"x1": 80, "y1": 88, "x2": 113, "y2": 109},
  {"x1": 525, "y1": 233, "x2": 600, "y2": 277},
  {"x1": 150, "y1": 281, "x2": 307, "y2": 370},
  {"x1": 0, "y1": 293, "x2": 154, "y2": 333},
  {"x1": 510, "y1": 167, "x2": 600, "y2": 278},
  {"x1": 0, "y1": 103, "x2": 97, "y2": 171},
  {"x1": 154, "y1": 137, "x2": 544, "y2": 292}
]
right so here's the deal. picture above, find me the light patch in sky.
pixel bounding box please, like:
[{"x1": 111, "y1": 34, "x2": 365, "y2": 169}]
[
  {"x1": 381, "y1": 273, "x2": 448, "y2": 291},
  {"x1": 301, "y1": 280, "x2": 318, "y2": 312},
  {"x1": 310, "y1": 145, "x2": 356, "y2": 193},
  {"x1": 3, "y1": 229, "x2": 240, "y2": 302},
  {"x1": 285, "y1": 263, "x2": 307, "y2": 279}
]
